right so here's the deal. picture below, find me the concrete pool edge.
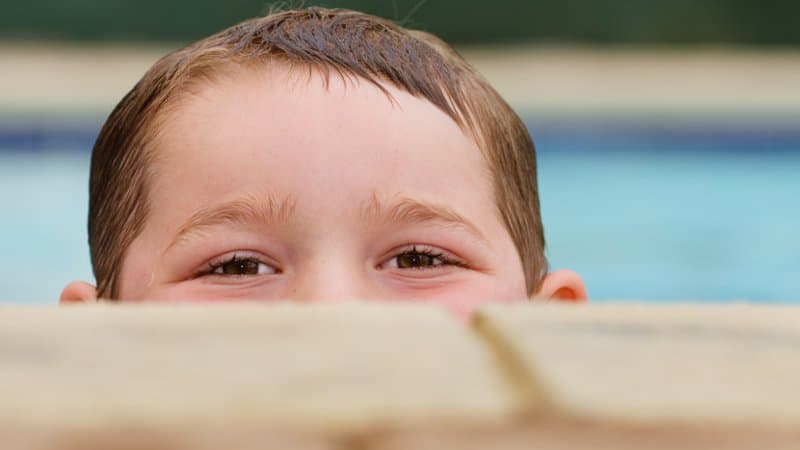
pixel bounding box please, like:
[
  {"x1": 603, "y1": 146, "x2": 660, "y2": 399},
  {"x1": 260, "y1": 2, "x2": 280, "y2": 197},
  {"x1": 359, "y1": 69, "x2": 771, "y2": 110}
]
[{"x1": 2, "y1": 302, "x2": 799, "y2": 448}]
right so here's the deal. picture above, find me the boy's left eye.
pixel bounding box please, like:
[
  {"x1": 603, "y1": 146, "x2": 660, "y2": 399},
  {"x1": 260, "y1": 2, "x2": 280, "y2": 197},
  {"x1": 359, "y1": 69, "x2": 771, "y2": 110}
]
[{"x1": 380, "y1": 246, "x2": 464, "y2": 270}]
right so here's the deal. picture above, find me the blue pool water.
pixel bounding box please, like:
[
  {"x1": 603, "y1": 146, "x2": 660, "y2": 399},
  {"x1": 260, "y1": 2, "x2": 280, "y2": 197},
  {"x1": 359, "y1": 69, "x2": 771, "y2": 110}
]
[{"x1": 1, "y1": 118, "x2": 798, "y2": 304}]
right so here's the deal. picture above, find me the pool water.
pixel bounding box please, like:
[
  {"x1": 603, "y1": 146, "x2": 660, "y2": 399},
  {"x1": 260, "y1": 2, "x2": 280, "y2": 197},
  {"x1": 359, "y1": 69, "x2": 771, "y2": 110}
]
[{"x1": 1, "y1": 119, "x2": 798, "y2": 304}]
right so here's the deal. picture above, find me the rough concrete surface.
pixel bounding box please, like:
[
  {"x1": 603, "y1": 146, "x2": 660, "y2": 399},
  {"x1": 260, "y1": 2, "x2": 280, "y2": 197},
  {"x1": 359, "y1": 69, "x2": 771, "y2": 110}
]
[
  {"x1": 1, "y1": 302, "x2": 799, "y2": 448},
  {"x1": 0, "y1": 303, "x2": 520, "y2": 435},
  {"x1": 474, "y1": 304, "x2": 800, "y2": 427}
]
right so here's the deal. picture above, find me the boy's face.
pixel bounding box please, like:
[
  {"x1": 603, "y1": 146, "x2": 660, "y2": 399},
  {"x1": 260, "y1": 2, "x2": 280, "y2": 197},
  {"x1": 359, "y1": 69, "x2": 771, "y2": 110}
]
[
  {"x1": 117, "y1": 66, "x2": 527, "y2": 317},
  {"x1": 64, "y1": 64, "x2": 585, "y2": 317}
]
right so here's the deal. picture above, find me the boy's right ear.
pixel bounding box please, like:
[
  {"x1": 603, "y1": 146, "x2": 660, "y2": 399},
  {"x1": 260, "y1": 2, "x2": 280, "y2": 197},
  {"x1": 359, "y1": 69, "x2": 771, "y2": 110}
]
[{"x1": 59, "y1": 281, "x2": 98, "y2": 304}]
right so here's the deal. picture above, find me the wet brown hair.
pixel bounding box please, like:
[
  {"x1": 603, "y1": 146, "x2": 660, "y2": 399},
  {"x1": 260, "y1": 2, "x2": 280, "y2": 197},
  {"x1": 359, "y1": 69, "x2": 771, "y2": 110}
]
[{"x1": 89, "y1": 7, "x2": 547, "y2": 298}]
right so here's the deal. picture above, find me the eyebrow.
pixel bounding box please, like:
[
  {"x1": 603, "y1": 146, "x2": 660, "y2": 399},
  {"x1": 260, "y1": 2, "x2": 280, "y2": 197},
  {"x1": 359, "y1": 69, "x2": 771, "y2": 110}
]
[
  {"x1": 166, "y1": 193, "x2": 296, "y2": 251},
  {"x1": 166, "y1": 192, "x2": 488, "y2": 252},
  {"x1": 361, "y1": 194, "x2": 489, "y2": 245}
]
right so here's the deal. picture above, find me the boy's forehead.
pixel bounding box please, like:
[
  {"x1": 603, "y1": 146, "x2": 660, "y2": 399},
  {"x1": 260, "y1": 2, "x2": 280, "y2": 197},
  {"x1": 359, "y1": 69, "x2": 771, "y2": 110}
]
[{"x1": 141, "y1": 65, "x2": 499, "y2": 234}]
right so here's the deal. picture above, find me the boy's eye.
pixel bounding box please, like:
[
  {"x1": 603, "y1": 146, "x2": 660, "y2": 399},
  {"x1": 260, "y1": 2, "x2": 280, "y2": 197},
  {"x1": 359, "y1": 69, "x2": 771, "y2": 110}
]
[
  {"x1": 205, "y1": 254, "x2": 277, "y2": 276},
  {"x1": 382, "y1": 246, "x2": 464, "y2": 270}
]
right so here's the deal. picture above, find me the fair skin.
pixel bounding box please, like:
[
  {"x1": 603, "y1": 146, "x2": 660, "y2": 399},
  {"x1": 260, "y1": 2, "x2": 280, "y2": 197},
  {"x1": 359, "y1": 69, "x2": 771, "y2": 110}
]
[{"x1": 62, "y1": 65, "x2": 586, "y2": 318}]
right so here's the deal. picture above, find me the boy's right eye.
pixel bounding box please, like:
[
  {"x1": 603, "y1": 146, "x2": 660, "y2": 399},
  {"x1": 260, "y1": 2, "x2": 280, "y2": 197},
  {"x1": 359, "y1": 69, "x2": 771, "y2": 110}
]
[{"x1": 199, "y1": 253, "x2": 278, "y2": 277}]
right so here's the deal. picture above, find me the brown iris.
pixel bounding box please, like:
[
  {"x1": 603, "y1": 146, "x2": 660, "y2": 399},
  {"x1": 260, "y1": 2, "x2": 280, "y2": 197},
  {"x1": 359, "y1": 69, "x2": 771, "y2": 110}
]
[
  {"x1": 396, "y1": 252, "x2": 437, "y2": 269},
  {"x1": 221, "y1": 258, "x2": 260, "y2": 275}
]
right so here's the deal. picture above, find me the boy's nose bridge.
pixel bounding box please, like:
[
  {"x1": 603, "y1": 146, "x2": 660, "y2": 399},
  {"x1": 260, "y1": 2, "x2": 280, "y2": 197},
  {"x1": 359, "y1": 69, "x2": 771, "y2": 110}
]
[{"x1": 292, "y1": 258, "x2": 374, "y2": 302}]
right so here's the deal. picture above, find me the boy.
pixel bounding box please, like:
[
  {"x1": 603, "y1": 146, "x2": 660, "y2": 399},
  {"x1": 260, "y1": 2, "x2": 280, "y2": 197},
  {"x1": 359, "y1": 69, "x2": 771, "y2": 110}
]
[{"x1": 61, "y1": 7, "x2": 586, "y2": 317}]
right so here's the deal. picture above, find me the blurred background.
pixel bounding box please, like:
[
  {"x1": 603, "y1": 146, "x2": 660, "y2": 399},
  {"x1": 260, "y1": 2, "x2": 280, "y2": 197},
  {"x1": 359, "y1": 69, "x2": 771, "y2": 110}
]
[{"x1": 1, "y1": 0, "x2": 798, "y2": 304}]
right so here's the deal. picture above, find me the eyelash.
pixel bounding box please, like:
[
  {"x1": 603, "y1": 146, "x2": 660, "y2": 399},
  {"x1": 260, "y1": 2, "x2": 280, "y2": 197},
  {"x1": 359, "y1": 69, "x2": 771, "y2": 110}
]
[
  {"x1": 385, "y1": 245, "x2": 467, "y2": 270},
  {"x1": 195, "y1": 253, "x2": 276, "y2": 278}
]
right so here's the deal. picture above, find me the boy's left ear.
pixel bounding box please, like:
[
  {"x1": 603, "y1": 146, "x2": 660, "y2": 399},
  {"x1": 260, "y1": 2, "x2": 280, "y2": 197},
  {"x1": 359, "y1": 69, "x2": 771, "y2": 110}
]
[
  {"x1": 533, "y1": 269, "x2": 588, "y2": 303},
  {"x1": 60, "y1": 281, "x2": 98, "y2": 304}
]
